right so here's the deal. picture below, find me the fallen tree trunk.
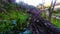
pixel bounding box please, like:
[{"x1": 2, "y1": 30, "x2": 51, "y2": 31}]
[
  {"x1": 26, "y1": 5, "x2": 60, "y2": 34},
  {"x1": 18, "y1": 2, "x2": 60, "y2": 34},
  {"x1": 27, "y1": 15, "x2": 60, "y2": 34}
]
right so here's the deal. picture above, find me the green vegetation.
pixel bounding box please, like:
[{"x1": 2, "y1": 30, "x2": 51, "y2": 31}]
[
  {"x1": 0, "y1": 0, "x2": 31, "y2": 33},
  {"x1": 51, "y1": 10, "x2": 60, "y2": 28},
  {"x1": 51, "y1": 18, "x2": 60, "y2": 28},
  {"x1": 0, "y1": 0, "x2": 60, "y2": 34}
]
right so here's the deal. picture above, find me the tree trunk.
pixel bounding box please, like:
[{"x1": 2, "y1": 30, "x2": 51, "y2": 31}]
[{"x1": 48, "y1": 0, "x2": 57, "y2": 21}]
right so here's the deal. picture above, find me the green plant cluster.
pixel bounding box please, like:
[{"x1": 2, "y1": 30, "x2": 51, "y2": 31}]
[{"x1": 0, "y1": 0, "x2": 31, "y2": 33}]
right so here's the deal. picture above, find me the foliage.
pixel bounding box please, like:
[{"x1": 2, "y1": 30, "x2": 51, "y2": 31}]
[{"x1": 0, "y1": 0, "x2": 31, "y2": 34}]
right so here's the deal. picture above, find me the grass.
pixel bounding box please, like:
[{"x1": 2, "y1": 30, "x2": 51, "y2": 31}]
[
  {"x1": 51, "y1": 18, "x2": 60, "y2": 28},
  {"x1": 0, "y1": 10, "x2": 31, "y2": 32}
]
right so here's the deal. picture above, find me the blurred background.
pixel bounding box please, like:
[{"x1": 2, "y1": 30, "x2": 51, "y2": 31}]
[{"x1": 0, "y1": 0, "x2": 60, "y2": 34}]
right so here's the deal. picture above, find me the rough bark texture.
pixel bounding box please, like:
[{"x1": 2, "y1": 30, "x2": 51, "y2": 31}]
[{"x1": 27, "y1": 5, "x2": 60, "y2": 34}]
